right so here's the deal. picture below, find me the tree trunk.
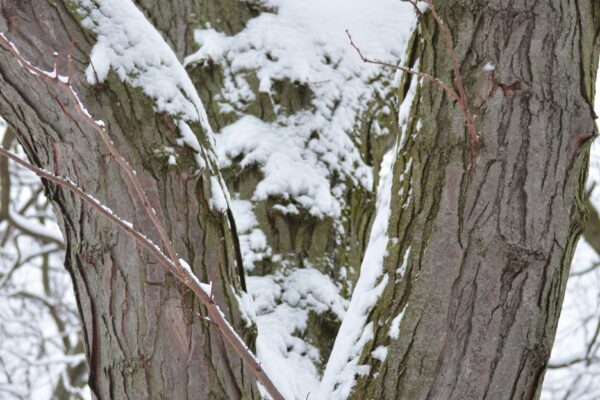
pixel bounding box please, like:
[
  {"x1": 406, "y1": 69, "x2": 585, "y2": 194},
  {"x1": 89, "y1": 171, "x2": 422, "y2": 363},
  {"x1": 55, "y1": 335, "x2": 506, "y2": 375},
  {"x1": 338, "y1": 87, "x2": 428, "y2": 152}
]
[
  {"x1": 0, "y1": 2, "x2": 257, "y2": 399},
  {"x1": 336, "y1": 1, "x2": 600, "y2": 399}
]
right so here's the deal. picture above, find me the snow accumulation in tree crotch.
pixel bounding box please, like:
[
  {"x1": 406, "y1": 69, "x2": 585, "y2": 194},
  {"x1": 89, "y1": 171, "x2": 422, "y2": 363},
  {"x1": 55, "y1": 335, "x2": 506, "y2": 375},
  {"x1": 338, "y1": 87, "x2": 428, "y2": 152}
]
[{"x1": 317, "y1": 142, "x2": 397, "y2": 399}]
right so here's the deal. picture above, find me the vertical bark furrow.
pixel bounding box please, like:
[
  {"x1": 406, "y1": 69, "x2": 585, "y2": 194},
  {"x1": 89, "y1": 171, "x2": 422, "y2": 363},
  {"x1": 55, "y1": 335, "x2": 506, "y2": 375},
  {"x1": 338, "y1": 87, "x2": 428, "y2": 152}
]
[{"x1": 348, "y1": 1, "x2": 600, "y2": 399}]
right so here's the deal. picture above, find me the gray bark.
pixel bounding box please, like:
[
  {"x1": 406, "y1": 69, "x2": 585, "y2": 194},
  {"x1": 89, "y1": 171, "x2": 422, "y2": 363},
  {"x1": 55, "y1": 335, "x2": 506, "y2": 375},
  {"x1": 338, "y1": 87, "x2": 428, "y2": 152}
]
[
  {"x1": 0, "y1": 2, "x2": 257, "y2": 399},
  {"x1": 350, "y1": 1, "x2": 600, "y2": 399}
]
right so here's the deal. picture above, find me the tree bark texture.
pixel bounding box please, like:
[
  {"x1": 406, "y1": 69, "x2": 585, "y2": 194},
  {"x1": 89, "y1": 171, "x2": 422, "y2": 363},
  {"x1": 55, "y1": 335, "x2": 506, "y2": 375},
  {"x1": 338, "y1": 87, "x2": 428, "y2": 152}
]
[
  {"x1": 133, "y1": 0, "x2": 401, "y2": 372},
  {"x1": 350, "y1": 1, "x2": 600, "y2": 399},
  {"x1": 0, "y1": 2, "x2": 258, "y2": 399}
]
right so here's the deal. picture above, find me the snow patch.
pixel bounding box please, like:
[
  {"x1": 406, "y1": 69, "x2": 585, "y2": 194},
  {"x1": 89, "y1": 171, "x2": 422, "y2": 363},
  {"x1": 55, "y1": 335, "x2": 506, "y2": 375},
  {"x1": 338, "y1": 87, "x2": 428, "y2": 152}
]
[
  {"x1": 371, "y1": 346, "x2": 388, "y2": 363},
  {"x1": 389, "y1": 310, "x2": 405, "y2": 340},
  {"x1": 248, "y1": 266, "x2": 348, "y2": 400},
  {"x1": 229, "y1": 198, "x2": 271, "y2": 271},
  {"x1": 396, "y1": 246, "x2": 411, "y2": 276},
  {"x1": 187, "y1": 0, "x2": 417, "y2": 218},
  {"x1": 209, "y1": 176, "x2": 228, "y2": 213},
  {"x1": 483, "y1": 62, "x2": 496, "y2": 72},
  {"x1": 75, "y1": 0, "x2": 215, "y2": 170}
]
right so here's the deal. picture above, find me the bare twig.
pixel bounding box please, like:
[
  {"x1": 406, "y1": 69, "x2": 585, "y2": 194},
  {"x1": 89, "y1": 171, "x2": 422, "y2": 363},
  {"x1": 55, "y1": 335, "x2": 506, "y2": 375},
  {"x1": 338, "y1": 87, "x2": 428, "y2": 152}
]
[
  {"x1": 346, "y1": 30, "x2": 461, "y2": 104},
  {"x1": 548, "y1": 355, "x2": 600, "y2": 369},
  {"x1": 423, "y1": 0, "x2": 479, "y2": 161},
  {"x1": 346, "y1": 0, "x2": 480, "y2": 163},
  {"x1": 0, "y1": 34, "x2": 284, "y2": 400}
]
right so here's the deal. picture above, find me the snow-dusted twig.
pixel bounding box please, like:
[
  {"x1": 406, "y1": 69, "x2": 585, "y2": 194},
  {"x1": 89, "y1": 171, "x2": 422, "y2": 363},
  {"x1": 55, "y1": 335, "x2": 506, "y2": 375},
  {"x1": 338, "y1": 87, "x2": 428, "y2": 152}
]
[{"x1": 0, "y1": 33, "x2": 285, "y2": 400}]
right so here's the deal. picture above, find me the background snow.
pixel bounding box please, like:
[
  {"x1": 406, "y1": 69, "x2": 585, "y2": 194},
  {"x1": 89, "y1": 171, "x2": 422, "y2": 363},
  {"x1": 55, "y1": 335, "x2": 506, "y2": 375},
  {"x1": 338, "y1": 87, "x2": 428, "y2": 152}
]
[{"x1": 187, "y1": 0, "x2": 416, "y2": 219}]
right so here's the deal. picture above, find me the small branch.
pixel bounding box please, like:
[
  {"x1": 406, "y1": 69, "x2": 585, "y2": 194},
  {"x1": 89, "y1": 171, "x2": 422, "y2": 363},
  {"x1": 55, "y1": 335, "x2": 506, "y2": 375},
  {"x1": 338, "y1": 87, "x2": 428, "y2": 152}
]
[
  {"x1": 6, "y1": 210, "x2": 64, "y2": 246},
  {"x1": 569, "y1": 261, "x2": 600, "y2": 277},
  {"x1": 548, "y1": 356, "x2": 599, "y2": 369},
  {"x1": 346, "y1": 30, "x2": 461, "y2": 104},
  {"x1": 346, "y1": 0, "x2": 480, "y2": 164}
]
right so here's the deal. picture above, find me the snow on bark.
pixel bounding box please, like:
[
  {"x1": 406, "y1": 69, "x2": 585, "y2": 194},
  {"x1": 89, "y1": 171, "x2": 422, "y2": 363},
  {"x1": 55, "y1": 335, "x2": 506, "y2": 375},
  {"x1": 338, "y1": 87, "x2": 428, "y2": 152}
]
[
  {"x1": 209, "y1": 176, "x2": 229, "y2": 213},
  {"x1": 316, "y1": 64, "x2": 420, "y2": 398},
  {"x1": 74, "y1": 0, "x2": 222, "y2": 200},
  {"x1": 74, "y1": 0, "x2": 232, "y2": 214},
  {"x1": 186, "y1": 0, "x2": 417, "y2": 219},
  {"x1": 317, "y1": 62, "x2": 419, "y2": 399},
  {"x1": 317, "y1": 140, "x2": 397, "y2": 399},
  {"x1": 229, "y1": 198, "x2": 271, "y2": 271},
  {"x1": 184, "y1": 2, "x2": 419, "y2": 399},
  {"x1": 216, "y1": 115, "x2": 341, "y2": 218},
  {"x1": 77, "y1": 0, "x2": 211, "y2": 128}
]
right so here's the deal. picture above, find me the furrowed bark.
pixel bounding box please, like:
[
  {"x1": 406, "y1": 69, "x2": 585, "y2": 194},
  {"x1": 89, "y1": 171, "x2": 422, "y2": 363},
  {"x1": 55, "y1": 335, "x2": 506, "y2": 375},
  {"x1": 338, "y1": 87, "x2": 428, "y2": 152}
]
[
  {"x1": 134, "y1": 0, "x2": 400, "y2": 372},
  {"x1": 350, "y1": 1, "x2": 600, "y2": 399},
  {"x1": 0, "y1": 2, "x2": 259, "y2": 399}
]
